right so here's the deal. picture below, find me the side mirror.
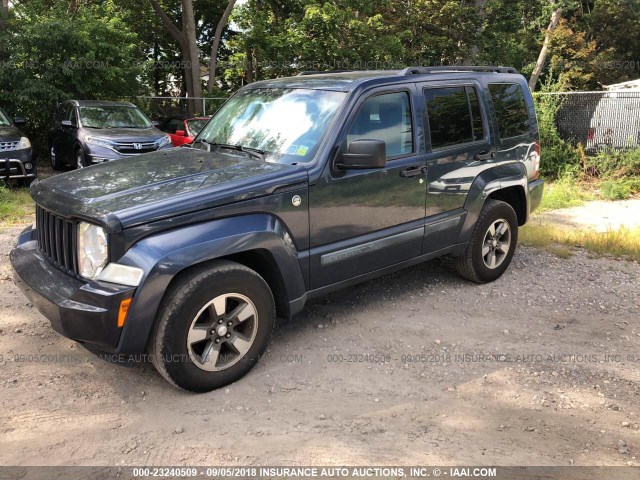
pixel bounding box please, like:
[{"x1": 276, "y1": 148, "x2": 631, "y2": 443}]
[
  {"x1": 61, "y1": 120, "x2": 74, "y2": 128},
  {"x1": 152, "y1": 120, "x2": 161, "y2": 127},
  {"x1": 13, "y1": 117, "x2": 26, "y2": 127},
  {"x1": 175, "y1": 130, "x2": 186, "y2": 137},
  {"x1": 336, "y1": 139, "x2": 386, "y2": 170}
]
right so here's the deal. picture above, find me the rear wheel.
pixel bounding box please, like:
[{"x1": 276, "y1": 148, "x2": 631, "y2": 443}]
[
  {"x1": 149, "y1": 261, "x2": 275, "y2": 392},
  {"x1": 455, "y1": 199, "x2": 518, "y2": 283}
]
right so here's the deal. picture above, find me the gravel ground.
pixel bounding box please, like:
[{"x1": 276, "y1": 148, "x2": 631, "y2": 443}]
[{"x1": 1, "y1": 223, "x2": 639, "y2": 467}]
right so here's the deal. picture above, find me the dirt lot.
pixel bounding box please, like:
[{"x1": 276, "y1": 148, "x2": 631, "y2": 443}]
[{"x1": 1, "y1": 222, "x2": 639, "y2": 467}]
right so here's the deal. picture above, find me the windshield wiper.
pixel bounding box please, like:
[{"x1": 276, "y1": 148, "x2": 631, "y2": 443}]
[{"x1": 192, "y1": 140, "x2": 265, "y2": 161}]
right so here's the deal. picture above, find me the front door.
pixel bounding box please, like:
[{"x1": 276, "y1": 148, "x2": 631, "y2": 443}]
[{"x1": 309, "y1": 87, "x2": 427, "y2": 289}]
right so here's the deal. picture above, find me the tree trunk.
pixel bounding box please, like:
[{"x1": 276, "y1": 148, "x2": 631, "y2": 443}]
[
  {"x1": 208, "y1": 0, "x2": 237, "y2": 94},
  {"x1": 182, "y1": 0, "x2": 202, "y2": 113},
  {"x1": 245, "y1": 47, "x2": 254, "y2": 84},
  {"x1": 529, "y1": 6, "x2": 562, "y2": 91},
  {"x1": 0, "y1": 0, "x2": 9, "y2": 30},
  {"x1": 469, "y1": 0, "x2": 487, "y2": 62},
  {"x1": 149, "y1": 0, "x2": 201, "y2": 114}
]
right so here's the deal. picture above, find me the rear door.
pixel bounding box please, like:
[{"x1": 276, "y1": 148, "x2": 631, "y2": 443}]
[
  {"x1": 417, "y1": 80, "x2": 494, "y2": 252},
  {"x1": 308, "y1": 85, "x2": 427, "y2": 289}
]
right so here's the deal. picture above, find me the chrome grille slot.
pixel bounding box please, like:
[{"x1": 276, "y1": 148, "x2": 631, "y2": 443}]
[
  {"x1": 0, "y1": 141, "x2": 19, "y2": 151},
  {"x1": 36, "y1": 205, "x2": 78, "y2": 274}
]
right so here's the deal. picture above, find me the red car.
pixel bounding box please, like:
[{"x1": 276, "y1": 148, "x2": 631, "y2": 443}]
[{"x1": 160, "y1": 116, "x2": 210, "y2": 146}]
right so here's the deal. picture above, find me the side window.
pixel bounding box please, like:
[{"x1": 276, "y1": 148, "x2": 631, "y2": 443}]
[
  {"x1": 489, "y1": 83, "x2": 530, "y2": 139},
  {"x1": 69, "y1": 107, "x2": 78, "y2": 126},
  {"x1": 424, "y1": 86, "x2": 485, "y2": 150},
  {"x1": 347, "y1": 91, "x2": 413, "y2": 158}
]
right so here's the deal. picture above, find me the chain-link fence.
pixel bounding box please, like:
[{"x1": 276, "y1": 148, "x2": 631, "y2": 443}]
[
  {"x1": 539, "y1": 90, "x2": 640, "y2": 155},
  {"x1": 125, "y1": 96, "x2": 228, "y2": 122}
]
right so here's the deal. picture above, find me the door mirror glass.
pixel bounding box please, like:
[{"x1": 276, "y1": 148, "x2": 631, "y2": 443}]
[
  {"x1": 337, "y1": 139, "x2": 386, "y2": 169},
  {"x1": 13, "y1": 117, "x2": 26, "y2": 127},
  {"x1": 61, "y1": 120, "x2": 74, "y2": 128}
]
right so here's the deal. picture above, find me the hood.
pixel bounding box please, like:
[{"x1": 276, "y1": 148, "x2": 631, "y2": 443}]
[
  {"x1": 31, "y1": 148, "x2": 308, "y2": 231},
  {"x1": 82, "y1": 127, "x2": 166, "y2": 143},
  {"x1": 0, "y1": 124, "x2": 22, "y2": 141}
]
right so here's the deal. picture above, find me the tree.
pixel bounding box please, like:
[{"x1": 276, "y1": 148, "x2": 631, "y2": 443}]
[
  {"x1": 0, "y1": 1, "x2": 142, "y2": 151},
  {"x1": 208, "y1": 0, "x2": 237, "y2": 93},
  {"x1": 529, "y1": 1, "x2": 563, "y2": 91},
  {"x1": 149, "y1": 0, "x2": 202, "y2": 111}
]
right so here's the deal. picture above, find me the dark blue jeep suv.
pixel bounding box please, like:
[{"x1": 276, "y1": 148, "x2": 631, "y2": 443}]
[{"x1": 12, "y1": 67, "x2": 543, "y2": 392}]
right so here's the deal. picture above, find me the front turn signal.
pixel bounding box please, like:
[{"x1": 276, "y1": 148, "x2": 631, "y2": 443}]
[{"x1": 118, "y1": 298, "x2": 132, "y2": 328}]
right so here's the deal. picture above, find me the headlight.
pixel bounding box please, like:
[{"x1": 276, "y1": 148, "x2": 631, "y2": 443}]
[
  {"x1": 86, "y1": 136, "x2": 114, "y2": 149},
  {"x1": 157, "y1": 135, "x2": 172, "y2": 148},
  {"x1": 78, "y1": 222, "x2": 108, "y2": 279},
  {"x1": 17, "y1": 136, "x2": 31, "y2": 150}
]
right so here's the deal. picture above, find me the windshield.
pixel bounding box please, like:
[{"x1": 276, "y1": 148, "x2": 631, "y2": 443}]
[
  {"x1": 186, "y1": 118, "x2": 208, "y2": 136},
  {"x1": 0, "y1": 109, "x2": 10, "y2": 126},
  {"x1": 196, "y1": 88, "x2": 346, "y2": 164},
  {"x1": 79, "y1": 105, "x2": 152, "y2": 129}
]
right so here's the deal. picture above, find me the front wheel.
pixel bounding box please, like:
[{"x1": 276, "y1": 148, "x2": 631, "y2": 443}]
[
  {"x1": 149, "y1": 261, "x2": 275, "y2": 392},
  {"x1": 455, "y1": 199, "x2": 518, "y2": 283},
  {"x1": 50, "y1": 144, "x2": 63, "y2": 170},
  {"x1": 75, "y1": 147, "x2": 86, "y2": 169}
]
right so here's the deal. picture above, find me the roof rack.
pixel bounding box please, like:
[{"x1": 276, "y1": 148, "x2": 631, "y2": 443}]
[
  {"x1": 399, "y1": 66, "x2": 519, "y2": 75},
  {"x1": 297, "y1": 70, "x2": 350, "y2": 76}
]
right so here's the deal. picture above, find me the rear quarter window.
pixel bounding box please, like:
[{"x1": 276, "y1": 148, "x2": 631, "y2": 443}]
[{"x1": 489, "y1": 83, "x2": 530, "y2": 139}]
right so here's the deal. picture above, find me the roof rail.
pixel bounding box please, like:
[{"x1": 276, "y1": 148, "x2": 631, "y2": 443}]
[
  {"x1": 297, "y1": 70, "x2": 350, "y2": 76},
  {"x1": 399, "y1": 66, "x2": 519, "y2": 75}
]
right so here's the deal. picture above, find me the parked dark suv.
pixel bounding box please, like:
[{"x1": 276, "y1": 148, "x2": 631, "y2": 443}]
[
  {"x1": 12, "y1": 67, "x2": 543, "y2": 392},
  {"x1": 48, "y1": 100, "x2": 173, "y2": 170},
  {"x1": 0, "y1": 107, "x2": 36, "y2": 185}
]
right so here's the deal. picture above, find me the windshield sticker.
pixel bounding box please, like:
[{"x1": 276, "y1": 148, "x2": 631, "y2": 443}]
[
  {"x1": 286, "y1": 144, "x2": 299, "y2": 154},
  {"x1": 296, "y1": 145, "x2": 309, "y2": 156}
]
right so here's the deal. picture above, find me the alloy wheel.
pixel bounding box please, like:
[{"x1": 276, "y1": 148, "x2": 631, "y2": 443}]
[
  {"x1": 186, "y1": 293, "x2": 258, "y2": 372},
  {"x1": 482, "y1": 219, "x2": 511, "y2": 269}
]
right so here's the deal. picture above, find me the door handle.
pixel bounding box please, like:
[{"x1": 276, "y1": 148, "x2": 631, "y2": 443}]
[
  {"x1": 474, "y1": 151, "x2": 494, "y2": 161},
  {"x1": 400, "y1": 166, "x2": 427, "y2": 178}
]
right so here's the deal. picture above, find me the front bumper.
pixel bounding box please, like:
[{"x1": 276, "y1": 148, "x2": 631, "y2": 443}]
[
  {"x1": 10, "y1": 228, "x2": 135, "y2": 352},
  {"x1": 528, "y1": 178, "x2": 544, "y2": 214},
  {"x1": 0, "y1": 147, "x2": 36, "y2": 179}
]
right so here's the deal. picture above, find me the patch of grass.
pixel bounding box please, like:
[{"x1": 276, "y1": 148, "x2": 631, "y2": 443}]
[
  {"x1": 0, "y1": 186, "x2": 34, "y2": 225},
  {"x1": 600, "y1": 179, "x2": 632, "y2": 200},
  {"x1": 539, "y1": 174, "x2": 593, "y2": 211},
  {"x1": 520, "y1": 223, "x2": 640, "y2": 260}
]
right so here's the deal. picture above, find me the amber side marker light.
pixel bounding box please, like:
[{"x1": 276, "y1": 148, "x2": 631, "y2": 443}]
[{"x1": 118, "y1": 298, "x2": 132, "y2": 328}]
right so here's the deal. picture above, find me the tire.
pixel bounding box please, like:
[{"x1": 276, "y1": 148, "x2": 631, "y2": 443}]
[
  {"x1": 75, "y1": 146, "x2": 86, "y2": 169},
  {"x1": 149, "y1": 260, "x2": 275, "y2": 392},
  {"x1": 50, "y1": 144, "x2": 63, "y2": 170},
  {"x1": 455, "y1": 199, "x2": 518, "y2": 283}
]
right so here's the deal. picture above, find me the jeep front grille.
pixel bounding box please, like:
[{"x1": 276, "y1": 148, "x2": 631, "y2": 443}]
[
  {"x1": 0, "y1": 141, "x2": 19, "y2": 151},
  {"x1": 35, "y1": 205, "x2": 78, "y2": 274}
]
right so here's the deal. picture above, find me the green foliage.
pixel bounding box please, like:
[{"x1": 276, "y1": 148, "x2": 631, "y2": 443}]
[
  {"x1": 600, "y1": 179, "x2": 632, "y2": 200},
  {"x1": 586, "y1": 148, "x2": 640, "y2": 178},
  {"x1": 0, "y1": 186, "x2": 34, "y2": 225},
  {"x1": 0, "y1": 1, "x2": 142, "y2": 154},
  {"x1": 534, "y1": 91, "x2": 581, "y2": 178},
  {"x1": 539, "y1": 172, "x2": 592, "y2": 211}
]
